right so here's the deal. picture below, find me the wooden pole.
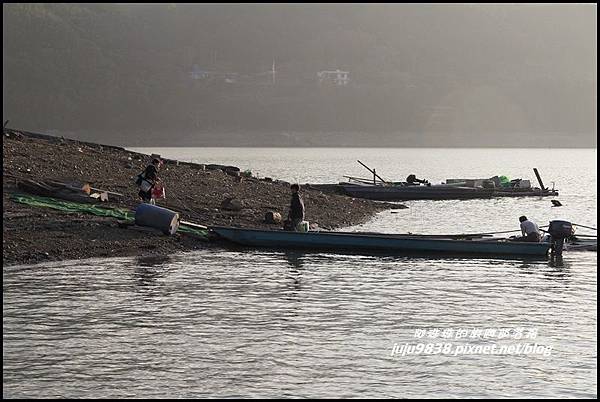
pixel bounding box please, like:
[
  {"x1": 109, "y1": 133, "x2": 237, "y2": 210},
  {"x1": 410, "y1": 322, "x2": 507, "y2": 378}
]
[
  {"x1": 180, "y1": 220, "x2": 208, "y2": 230},
  {"x1": 357, "y1": 160, "x2": 388, "y2": 184},
  {"x1": 533, "y1": 168, "x2": 546, "y2": 190},
  {"x1": 88, "y1": 187, "x2": 124, "y2": 197},
  {"x1": 343, "y1": 175, "x2": 376, "y2": 183}
]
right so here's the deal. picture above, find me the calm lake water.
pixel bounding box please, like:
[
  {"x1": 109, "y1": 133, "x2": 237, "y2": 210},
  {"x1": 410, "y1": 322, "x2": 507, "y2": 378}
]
[{"x1": 3, "y1": 148, "x2": 597, "y2": 398}]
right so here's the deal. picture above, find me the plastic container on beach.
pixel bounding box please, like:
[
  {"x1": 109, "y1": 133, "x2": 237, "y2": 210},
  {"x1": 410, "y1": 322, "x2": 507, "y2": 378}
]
[
  {"x1": 135, "y1": 203, "x2": 180, "y2": 235},
  {"x1": 296, "y1": 221, "x2": 310, "y2": 233}
]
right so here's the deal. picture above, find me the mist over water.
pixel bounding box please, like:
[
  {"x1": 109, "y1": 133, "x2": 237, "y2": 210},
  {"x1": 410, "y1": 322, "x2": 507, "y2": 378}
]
[{"x1": 3, "y1": 4, "x2": 596, "y2": 146}]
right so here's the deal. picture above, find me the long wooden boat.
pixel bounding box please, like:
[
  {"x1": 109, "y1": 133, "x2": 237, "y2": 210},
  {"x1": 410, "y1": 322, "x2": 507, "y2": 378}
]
[
  {"x1": 309, "y1": 182, "x2": 557, "y2": 201},
  {"x1": 210, "y1": 226, "x2": 552, "y2": 257},
  {"x1": 565, "y1": 236, "x2": 597, "y2": 251},
  {"x1": 446, "y1": 178, "x2": 558, "y2": 197},
  {"x1": 310, "y1": 166, "x2": 558, "y2": 201},
  {"x1": 340, "y1": 183, "x2": 495, "y2": 201},
  {"x1": 492, "y1": 188, "x2": 559, "y2": 197}
]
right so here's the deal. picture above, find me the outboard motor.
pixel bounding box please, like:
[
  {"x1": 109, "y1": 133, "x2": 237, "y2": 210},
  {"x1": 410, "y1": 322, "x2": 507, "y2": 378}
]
[{"x1": 548, "y1": 220, "x2": 575, "y2": 256}]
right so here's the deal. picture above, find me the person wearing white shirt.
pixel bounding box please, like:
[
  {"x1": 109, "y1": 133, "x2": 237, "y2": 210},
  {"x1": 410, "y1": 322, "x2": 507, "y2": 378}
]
[{"x1": 519, "y1": 215, "x2": 541, "y2": 242}]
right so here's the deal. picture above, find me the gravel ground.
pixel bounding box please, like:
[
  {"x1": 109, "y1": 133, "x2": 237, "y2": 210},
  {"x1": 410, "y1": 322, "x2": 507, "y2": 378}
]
[{"x1": 3, "y1": 130, "x2": 402, "y2": 265}]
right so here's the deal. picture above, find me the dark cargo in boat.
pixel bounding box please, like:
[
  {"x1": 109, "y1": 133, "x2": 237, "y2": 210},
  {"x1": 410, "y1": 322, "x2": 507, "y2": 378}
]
[{"x1": 548, "y1": 220, "x2": 575, "y2": 239}]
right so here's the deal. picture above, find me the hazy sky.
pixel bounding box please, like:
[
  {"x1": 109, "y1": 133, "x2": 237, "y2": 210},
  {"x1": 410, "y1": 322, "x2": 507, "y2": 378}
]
[{"x1": 2, "y1": 3, "x2": 597, "y2": 147}]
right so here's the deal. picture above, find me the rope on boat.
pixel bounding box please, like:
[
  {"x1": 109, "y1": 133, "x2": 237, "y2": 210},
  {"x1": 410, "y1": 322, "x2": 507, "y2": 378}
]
[
  {"x1": 470, "y1": 224, "x2": 550, "y2": 237},
  {"x1": 572, "y1": 223, "x2": 597, "y2": 231},
  {"x1": 464, "y1": 224, "x2": 594, "y2": 238},
  {"x1": 466, "y1": 229, "x2": 522, "y2": 236}
]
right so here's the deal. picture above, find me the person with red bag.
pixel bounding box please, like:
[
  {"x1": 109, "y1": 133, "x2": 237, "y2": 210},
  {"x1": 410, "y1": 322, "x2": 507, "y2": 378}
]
[{"x1": 136, "y1": 158, "x2": 161, "y2": 203}]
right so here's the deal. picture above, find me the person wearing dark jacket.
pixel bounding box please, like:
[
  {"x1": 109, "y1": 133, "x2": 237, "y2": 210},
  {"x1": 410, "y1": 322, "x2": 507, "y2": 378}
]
[
  {"x1": 285, "y1": 183, "x2": 305, "y2": 231},
  {"x1": 406, "y1": 174, "x2": 429, "y2": 186},
  {"x1": 137, "y1": 158, "x2": 161, "y2": 203}
]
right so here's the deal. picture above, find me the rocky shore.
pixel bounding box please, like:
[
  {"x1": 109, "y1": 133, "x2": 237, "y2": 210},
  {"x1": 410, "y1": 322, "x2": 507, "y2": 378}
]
[{"x1": 3, "y1": 129, "x2": 403, "y2": 266}]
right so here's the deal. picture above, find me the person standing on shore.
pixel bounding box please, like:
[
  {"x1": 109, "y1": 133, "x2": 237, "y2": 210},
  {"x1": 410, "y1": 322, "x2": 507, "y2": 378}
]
[
  {"x1": 137, "y1": 158, "x2": 161, "y2": 204},
  {"x1": 285, "y1": 183, "x2": 305, "y2": 231}
]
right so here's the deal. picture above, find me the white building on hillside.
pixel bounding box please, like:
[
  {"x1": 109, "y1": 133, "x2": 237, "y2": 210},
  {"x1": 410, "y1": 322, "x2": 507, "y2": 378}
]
[
  {"x1": 317, "y1": 69, "x2": 350, "y2": 86},
  {"x1": 190, "y1": 65, "x2": 211, "y2": 80}
]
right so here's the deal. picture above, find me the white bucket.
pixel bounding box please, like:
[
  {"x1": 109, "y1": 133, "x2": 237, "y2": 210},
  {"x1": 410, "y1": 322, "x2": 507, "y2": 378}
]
[
  {"x1": 139, "y1": 179, "x2": 152, "y2": 192},
  {"x1": 296, "y1": 221, "x2": 310, "y2": 233}
]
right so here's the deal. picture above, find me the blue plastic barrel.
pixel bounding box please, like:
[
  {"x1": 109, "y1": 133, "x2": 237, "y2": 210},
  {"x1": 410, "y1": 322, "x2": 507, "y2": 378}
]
[{"x1": 135, "y1": 203, "x2": 180, "y2": 235}]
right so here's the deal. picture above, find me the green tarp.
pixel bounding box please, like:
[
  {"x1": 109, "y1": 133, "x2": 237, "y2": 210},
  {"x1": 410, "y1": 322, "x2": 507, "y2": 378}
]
[
  {"x1": 498, "y1": 175, "x2": 511, "y2": 187},
  {"x1": 9, "y1": 193, "x2": 208, "y2": 239},
  {"x1": 177, "y1": 224, "x2": 209, "y2": 239},
  {"x1": 10, "y1": 193, "x2": 134, "y2": 220}
]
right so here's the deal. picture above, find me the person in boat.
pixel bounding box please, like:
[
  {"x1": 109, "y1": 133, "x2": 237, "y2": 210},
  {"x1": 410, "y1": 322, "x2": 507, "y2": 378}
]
[
  {"x1": 517, "y1": 215, "x2": 541, "y2": 242},
  {"x1": 137, "y1": 158, "x2": 161, "y2": 204},
  {"x1": 284, "y1": 183, "x2": 305, "y2": 231},
  {"x1": 406, "y1": 174, "x2": 430, "y2": 186}
]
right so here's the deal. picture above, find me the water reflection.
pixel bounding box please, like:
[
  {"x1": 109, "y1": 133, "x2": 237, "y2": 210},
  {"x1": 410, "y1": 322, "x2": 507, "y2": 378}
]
[
  {"x1": 516, "y1": 257, "x2": 548, "y2": 271},
  {"x1": 283, "y1": 250, "x2": 305, "y2": 269},
  {"x1": 544, "y1": 256, "x2": 572, "y2": 281},
  {"x1": 137, "y1": 254, "x2": 172, "y2": 267},
  {"x1": 132, "y1": 254, "x2": 172, "y2": 286},
  {"x1": 283, "y1": 251, "x2": 305, "y2": 293},
  {"x1": 548, "y1": 253, "x2": 565, "y2": 268},
  {"x1": 516, "y1": 257, "x2": 572, "y2": 283},
  {"x1": 542, "y1": 265, "x2": 571, "y2": 281},
  {"x1": 2, "y1": 247, "x2": 596, "y2": 399}
]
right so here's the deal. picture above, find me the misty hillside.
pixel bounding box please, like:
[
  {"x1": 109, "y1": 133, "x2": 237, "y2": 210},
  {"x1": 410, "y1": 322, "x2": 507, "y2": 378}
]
[{"x1": 2, "y1": 3, "x2": 597, "y2": 147}]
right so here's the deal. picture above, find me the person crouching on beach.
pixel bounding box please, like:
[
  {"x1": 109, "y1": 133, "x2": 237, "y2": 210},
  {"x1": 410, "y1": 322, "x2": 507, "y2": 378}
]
[
  {"x1": 284, "y1": 183, "x2": 305, "y2": 231},
  {"x1": 137, "y1": 158, "x2": 161, "y2": 204}
]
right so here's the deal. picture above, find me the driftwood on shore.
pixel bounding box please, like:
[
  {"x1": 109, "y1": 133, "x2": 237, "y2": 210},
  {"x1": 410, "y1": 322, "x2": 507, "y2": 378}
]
[{"x1": 15, "y1": 178, "x2": 114, "y2": 204}]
